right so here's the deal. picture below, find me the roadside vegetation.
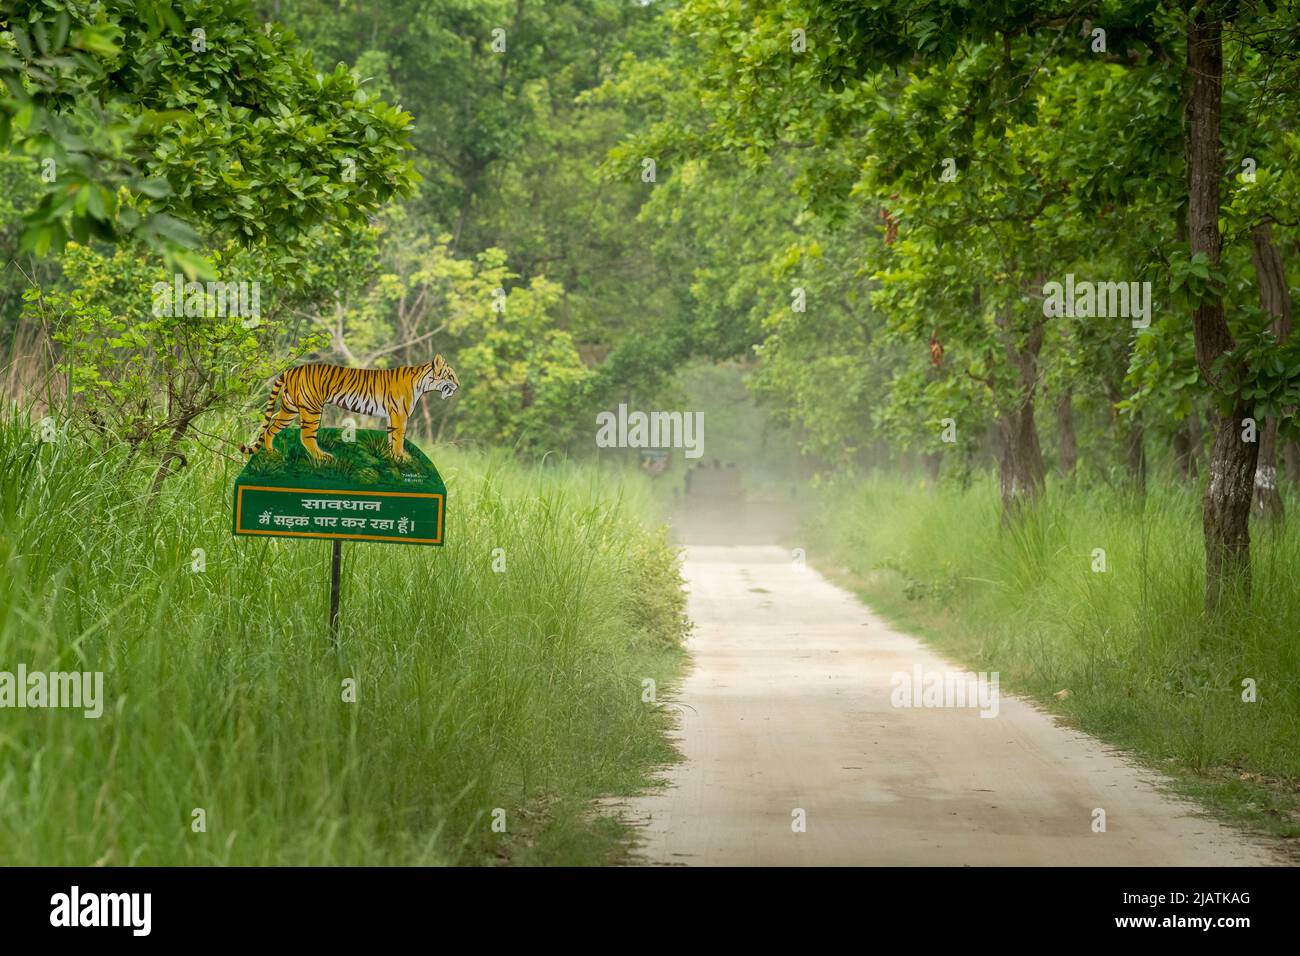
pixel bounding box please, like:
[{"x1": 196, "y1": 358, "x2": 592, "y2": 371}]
[
  {"x1": 0, "y1": 411, "x2": 687, "y2": 865},
  {"x1": 806, "y1": 474, "x2": 1300, "y2": 842},
  {"x1": 6, "y1": 0, "x2": 1300, "y2": 865}
]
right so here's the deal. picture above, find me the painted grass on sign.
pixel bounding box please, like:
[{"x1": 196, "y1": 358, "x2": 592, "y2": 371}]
[
  {"x1": 0, "y1": 412, "x2": 687, "y2": 865},
  {"x1": 243, "y1": 426, "x2": 442, "y2": 488}
]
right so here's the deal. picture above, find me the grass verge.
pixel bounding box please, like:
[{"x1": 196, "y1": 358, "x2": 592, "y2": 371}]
[
  {"x1": 804, "y1": 473, "x2": 1300, "y2": 849},
  {"x1": 0, "y1": 410, "x2": 688, "y2": 865}
]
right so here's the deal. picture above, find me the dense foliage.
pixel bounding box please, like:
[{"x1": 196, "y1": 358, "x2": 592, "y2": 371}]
[{"x1": 598, "y1": 0, "x2": 1300, "y2": 607}]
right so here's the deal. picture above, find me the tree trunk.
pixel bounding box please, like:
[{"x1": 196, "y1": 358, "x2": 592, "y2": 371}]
[
  {"x1": 1173, "y1": 416, "x2": 1199, "y2": 482},
  {"x1": 1056, "y1": 388, "x2": 1077, "y2": 475},
  {"x1": 149, "y1": 411, "x2": 200, "y2": 495},
  {"x1": 1105, "y1": 378, "x2": 1144, "y2": 494},
  {"x1": 1255, "y1": 419, "x2": 1282, "y2": 521},
  {"x1": 1124, "y1": 419, "x2": 1146, "y2": 497},
  {"x1": 1249, "y1": 221, "x2": 1292, "y2": 523},
  {"x1": 1285, "y1": 439, "x2": 1300, "y2": 486},
  {"x1": 923, "y1": 450, "x2": 942, "y2": 485},
  {"x1": 1203, "y1": 403, "x2": 1258, "y2": 606},
  {"x1": 997, "y1": 402, "x2": 1044, "y2": 517},
  {"x1": 1187, "y1": 13, "x2": 1257, "y2": 611},
  {"x1": 420, "y1": 397, "x2": 435, "y2": 444},
  {"x1": 995, "y1": 315, "x2": 1045, "y2": 519}
]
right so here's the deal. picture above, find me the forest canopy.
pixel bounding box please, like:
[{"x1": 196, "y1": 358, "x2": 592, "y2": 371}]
[{"x1": 2, "y1": 0, "x2": 1299, "y2": 609}]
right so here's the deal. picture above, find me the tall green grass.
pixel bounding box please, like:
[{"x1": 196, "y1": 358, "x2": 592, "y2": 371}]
[
  {"x1": 807, "y1": 474, "x2": 1300, "y2": 837},
  {"x1": 0, "y1": 411, "x2": 687, "y2": 865}
]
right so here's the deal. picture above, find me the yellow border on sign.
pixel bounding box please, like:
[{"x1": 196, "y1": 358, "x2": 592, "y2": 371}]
[{"x1": 236, "y1": 485, "x2": 444, "y2": 544}]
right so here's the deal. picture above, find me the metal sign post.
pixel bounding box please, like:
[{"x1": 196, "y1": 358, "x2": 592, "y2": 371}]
[{"x1": 329, "y1": 539, "x2": 343, "y2": 647}]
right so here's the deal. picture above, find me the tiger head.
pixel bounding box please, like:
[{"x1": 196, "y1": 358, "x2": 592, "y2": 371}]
[{"x1": 422, "y1": 354, "x2": 460, "y2": 399}]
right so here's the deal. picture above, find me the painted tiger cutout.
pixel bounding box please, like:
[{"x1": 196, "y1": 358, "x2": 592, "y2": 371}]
[{"x1": 240, "y1": 356, "x2": 460, "y2": 462}]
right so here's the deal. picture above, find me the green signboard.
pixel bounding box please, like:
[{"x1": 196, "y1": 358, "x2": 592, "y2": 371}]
[{"x1": 231, "y1": 426, "x2": 446, "y2": 546}]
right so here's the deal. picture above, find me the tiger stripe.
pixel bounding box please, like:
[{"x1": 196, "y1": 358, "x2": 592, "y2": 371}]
[{"x1": 240, "y1": 355, "x2": 460, "y2": 461}]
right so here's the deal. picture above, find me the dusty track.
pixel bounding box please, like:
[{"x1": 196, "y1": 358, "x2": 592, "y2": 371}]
[{"x1": 612, "y1": 545, "x2": 1282, "y2": 866}]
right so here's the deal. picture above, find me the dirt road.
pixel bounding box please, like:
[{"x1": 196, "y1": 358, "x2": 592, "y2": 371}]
[{"x1": 613, "y1": 545, "x2": 1282, "y2": 866}]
